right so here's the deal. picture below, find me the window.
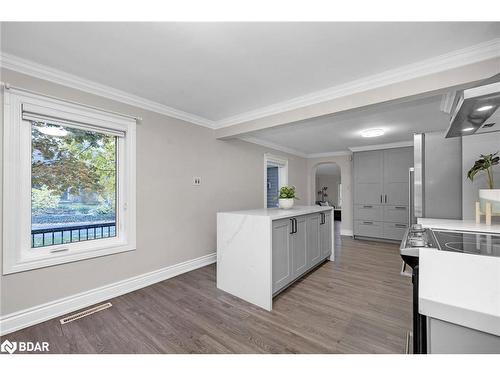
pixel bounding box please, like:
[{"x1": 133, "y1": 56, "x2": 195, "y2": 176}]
[
  {"x1": 264, "y1": 154, "x2": 288, "y2": 208},
  {"x1": 3, "y1": 88, "x2": 136, "y2": 274}
]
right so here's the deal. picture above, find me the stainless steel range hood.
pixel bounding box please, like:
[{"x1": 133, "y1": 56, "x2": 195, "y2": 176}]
[{"x1": 445, "y1": 73, "x2": 500, "y2": 138}]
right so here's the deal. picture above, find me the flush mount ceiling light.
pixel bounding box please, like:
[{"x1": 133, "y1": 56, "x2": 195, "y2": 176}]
[
  {"x1": 462, "y1": 127, "x2": 475, "y2": 132},
  {"x1": 36, "y1": 125, "x2": 68, "y2": 137},
  {"x1": 476, "y1": 105, "x2": 494, "y2": 112},
  {"x1": 360, "y1": 128, "x2": 385, "y2": 138}
]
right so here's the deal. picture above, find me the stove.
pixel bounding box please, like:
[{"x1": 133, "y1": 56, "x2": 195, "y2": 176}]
[
  {"x1": 433, "y1": 230, "x2": 500, "y2": 257},
  {"x1": 400, "y1": 224, "x2": 438, "y2": 258},
  {"x1": 399, "y1": 224, "x2": 500, "y2": 354},
  {"x1": 399, "y1": 223, "x2": 435, "y2": 354}
]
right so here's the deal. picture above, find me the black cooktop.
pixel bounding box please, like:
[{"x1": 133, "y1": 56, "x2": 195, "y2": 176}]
[{"x1": 433, "y1": 230, "x2": 500, "y2": 257}]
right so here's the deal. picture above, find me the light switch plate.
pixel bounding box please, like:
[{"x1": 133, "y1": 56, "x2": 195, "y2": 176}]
[{"x1": 193, "y1": 177, "x2": 201, "y2": 186}]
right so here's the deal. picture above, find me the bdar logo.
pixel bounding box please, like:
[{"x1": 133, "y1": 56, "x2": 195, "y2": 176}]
[
  {"x1": 0, "y1": 339, "x2": 49, "y2": 354},
  {"x1": 1, "y1": 339, "x2": 17, "y2": 354}
]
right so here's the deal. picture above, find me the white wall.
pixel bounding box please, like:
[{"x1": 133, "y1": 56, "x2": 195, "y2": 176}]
[
  {"x1": 0, "y1": 68, "x2": 308, "y2": 316},
  {"x1": 462, "y1": 131, "x2": 500, "y2": 220},
  {"x1": 307, "y1": 155, "x2": 352, "y2": 236}
]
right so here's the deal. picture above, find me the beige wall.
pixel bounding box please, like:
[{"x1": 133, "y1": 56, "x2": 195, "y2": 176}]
[
  {"x1": 0, "y1": 68, "x2": 308, "y2": 315},
  {"x1": 307, "y1": 155, "x2": 353, "y2": 235}
]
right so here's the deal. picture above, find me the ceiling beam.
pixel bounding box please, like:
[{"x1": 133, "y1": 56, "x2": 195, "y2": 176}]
[{"x1": 215, "y1": 56, "x2": 500, "y2": 139}]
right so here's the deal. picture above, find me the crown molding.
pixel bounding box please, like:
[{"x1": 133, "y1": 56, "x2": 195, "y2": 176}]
[
  {"x1": 307, "y1": 151, "x2": 352, "y2": 159},
  {"x1": 238, "y1": 136, "x2": 309, "y2": 158},
  {"x1": 348, "y1": 140, "x2": 413, "y2": 153},
  {"x1": 215, "y1": 38, "x2": 500, "y2": 128},
  {"x1": 240, "y1": 136, "x2": 413, "y2": 158},
  {"x1": 0, "y1": 53, "x2": 216, "y2": 129},
  {"x1": 239, "y1": 136, "x2": 354, "y2": 159},
  {"x1": 2, "y1": 37, "x2": 499, "y2": 132}
]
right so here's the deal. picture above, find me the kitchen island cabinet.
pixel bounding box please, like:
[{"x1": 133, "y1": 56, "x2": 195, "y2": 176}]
[{"x1": 217, "y1": 206, "x2": 333, "y2": 310}]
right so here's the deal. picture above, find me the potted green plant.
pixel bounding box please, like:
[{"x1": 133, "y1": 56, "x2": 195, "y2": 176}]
[
  {"x1": 278, "y1": 185, "x2": 299, "y2": 209},
  {"x1": 467, "y1": 151, "x2": 500, "y2": 213}
]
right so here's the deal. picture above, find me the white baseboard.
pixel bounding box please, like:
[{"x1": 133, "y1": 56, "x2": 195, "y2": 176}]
[
  {"x1": 340, "y1": 229, "x2": 353, "y2": 236},
  {"x1": 0, "y1": 252, "x2": 216, "y2": 336}
]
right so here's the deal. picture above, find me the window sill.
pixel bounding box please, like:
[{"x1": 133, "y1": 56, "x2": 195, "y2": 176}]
[{"x1": 2, "y1": 242, "x2": 136, "y2": 275}]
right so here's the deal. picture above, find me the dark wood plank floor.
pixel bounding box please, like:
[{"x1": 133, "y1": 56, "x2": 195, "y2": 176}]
[{"x1": 2, "y1": 224, "x2": 412, "y2": 353}]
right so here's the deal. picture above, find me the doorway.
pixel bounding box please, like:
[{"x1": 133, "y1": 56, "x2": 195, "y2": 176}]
[{"x1": 264, "y1": 154, "x2": 288, "y2": 208}]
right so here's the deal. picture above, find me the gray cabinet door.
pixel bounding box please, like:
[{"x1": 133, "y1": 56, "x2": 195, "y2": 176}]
[
  {"x1": 383, "y1": 205, "x2": 408, "y2": 223},
  {"x1": 272, "y1": 218, "x2": 292, "y2": 293},
  {"x1": 383, "y1": 147, "x2": 413, "y2": 205},
  {"x1": 382, "y1": 222, "x2": 407, "y2": 241},
  {"x1": 291, "y1": 216, "x2": 308, "y2": 278},
  {"x1": 355, "y1": 204, "x2": 383, "y2": 221},
  {"x1": 306, "y1": 213, "x2": 321, "y2": 267},
  {"x1": 354, "y1": 220, "x2": 383, "y2": 238},
  {"x1": 354, "y1": 150, "x2": 384, "y2": 204},
  {"x1": 320, "y1": 212, "x2": 332, "y2": 258}
]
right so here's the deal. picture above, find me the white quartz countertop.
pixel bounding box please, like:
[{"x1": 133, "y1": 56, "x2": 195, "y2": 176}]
[
  {"x1": 418, "y1": 218, "x2": 500, "y2": 233},
  {"x1": 218, "y1": 205, "x2": 333, "y2": 220},
  {"x1": 419, "y1": 248, "x2": 500, "y2": 336}
]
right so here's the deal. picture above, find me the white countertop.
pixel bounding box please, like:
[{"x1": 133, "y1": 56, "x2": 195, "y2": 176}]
[
  {"x1": 418, "y1": 218, "x2": 500, "y2": 233},
  {"x1": 218, "y1": 205, "x2": 332, "y2": 220},
  {"x1": 419, "y1": 248, "x2": 500, "y2": 336}
]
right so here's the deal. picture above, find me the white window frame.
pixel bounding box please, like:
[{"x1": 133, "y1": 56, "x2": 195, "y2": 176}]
[
  {"x1": 264, "y1": 153, "x2": 288, "y2": 208},
  {"x1": 3, "y1": 88, "x2": 136, "y2": 274}
]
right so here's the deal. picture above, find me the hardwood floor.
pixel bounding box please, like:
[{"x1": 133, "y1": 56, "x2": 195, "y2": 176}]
[{"x1": 2, "y1": 224, "x2": 413, "y2": 353}]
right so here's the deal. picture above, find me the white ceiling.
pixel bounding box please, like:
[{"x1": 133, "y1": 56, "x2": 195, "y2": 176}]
[
  {"x1": 316, "y1": 163, "x2": 340, "y2": 176},
  {"x1": 1, "y1": 22, "x2": 499, "y2": 122},
  {"x1": 242, "y1": 95, "x2": 450, "y2": 155}
]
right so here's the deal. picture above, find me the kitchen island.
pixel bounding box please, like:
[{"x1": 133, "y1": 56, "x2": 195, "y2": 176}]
[{"x1": 217, "y1": 206, "x2": 333, "y2": 310}]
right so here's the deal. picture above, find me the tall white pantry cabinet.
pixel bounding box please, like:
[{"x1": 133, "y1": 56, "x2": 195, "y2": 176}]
[{"x1": 353, "y1": 147, "x2": 413, "y2": 241}]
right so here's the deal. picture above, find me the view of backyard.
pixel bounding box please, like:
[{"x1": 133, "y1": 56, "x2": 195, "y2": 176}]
[{"x1": 31, "y1": 121, "x2": 117, "y2": 248}]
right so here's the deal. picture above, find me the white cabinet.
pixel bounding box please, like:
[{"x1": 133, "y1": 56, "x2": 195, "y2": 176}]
[
  {"x1": 319, "y1": 212, "x2": 332, "y2": 259},
  {"x1": 272, "y1": 212, "x2": 331, "y2": 294},
  {"x1": 306, "y1": 214, "x2": 321, "y2": 268},
  {"x1": 383, "y1": 148, "x2": 412, "y2": 205},
  {"x1": 353, "y1": 147, "x2": 412, "y2": 241},
  {"x1": 272, "y1": 219, "x2": 292, "y2": 292},
  {"x1": 217, "y1": 206, "x2": 334, "y2": 311},
  {"x1": 354, "y1": 150, "x2": 384, "y2": 205},
  {"x1": 354, "y1": 220, "x2": 383, "y2": 238},
  {"x1": 292, "y1": 216, "x2": 308, "y2": 278}
]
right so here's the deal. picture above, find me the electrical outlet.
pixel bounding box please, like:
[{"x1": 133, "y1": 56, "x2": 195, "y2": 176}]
[{"x1": 193, "y1": 177, "x2": 201, "y2": 186}]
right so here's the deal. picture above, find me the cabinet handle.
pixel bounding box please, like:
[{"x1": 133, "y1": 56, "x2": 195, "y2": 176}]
[
  {"x1": 363, "y1": 205, "x2": 373, "y2": 208},
  {"x1": 385, "y1": 194, "x2": 387, "y2": 203},
  {"x1": 290, "y1": 218, "x2": 295, "y2": 234},
  {"x1": 380, "y1": 195, "x2": 383, "y2": 203},
  {"x1": 395, "y1": 206, "x2": 406, "y2": 210},
  {"x1": 363, "y1": 221, "x2": 373, "y2": 225},
  {"x1": 395, "y1": 224, "x2": 407, "y2": 228},
  {"x1": 293, "y1": 218, "x2": 297, "y2": 233}
]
